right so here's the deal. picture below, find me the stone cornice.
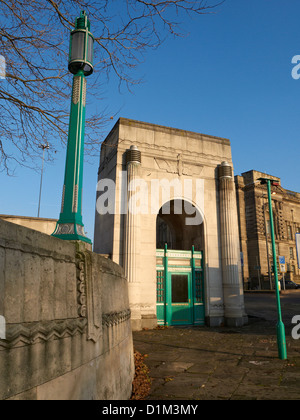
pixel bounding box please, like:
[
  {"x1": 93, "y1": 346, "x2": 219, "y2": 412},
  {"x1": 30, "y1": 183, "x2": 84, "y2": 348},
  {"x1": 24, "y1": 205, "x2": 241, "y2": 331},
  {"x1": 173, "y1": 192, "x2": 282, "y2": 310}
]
[{"x1": 118, "y1": 117, "x2": 231, "y2": 145}]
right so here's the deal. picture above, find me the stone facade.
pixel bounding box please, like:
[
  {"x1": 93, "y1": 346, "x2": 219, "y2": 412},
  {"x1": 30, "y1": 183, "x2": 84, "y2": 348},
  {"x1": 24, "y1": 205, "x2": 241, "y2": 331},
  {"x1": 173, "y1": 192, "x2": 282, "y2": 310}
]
[
  {"x1": 94, "y1": 118, "x2": 247, "y2": 330},
  {"x1": 0, "y1": 218, "x2": 134, "y2": 400},
  {"x1": 235, "y1": 170, "x2": 300, "y2": 290}
]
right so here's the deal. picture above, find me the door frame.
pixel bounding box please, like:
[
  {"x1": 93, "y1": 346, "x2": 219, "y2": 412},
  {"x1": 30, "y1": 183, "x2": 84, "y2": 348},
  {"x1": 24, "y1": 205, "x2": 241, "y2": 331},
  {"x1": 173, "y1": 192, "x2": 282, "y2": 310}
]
[
  {"x1": 156, "y1": 245, "x2": 205, "y2": 326},
  {"x1": 168, "y1": 271, "x2": 193, "y2": 325}
]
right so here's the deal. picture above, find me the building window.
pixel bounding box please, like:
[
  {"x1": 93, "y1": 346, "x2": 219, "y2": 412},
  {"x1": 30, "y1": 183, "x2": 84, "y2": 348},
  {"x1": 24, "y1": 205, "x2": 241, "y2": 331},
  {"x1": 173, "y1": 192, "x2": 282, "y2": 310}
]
[
  {"x1": 268, "y1": 242, "x2": 279, "y2": 257},
  {"x1": 266, "y1": 219, "x2": 271, "y2": 236},
  {"x1": 287, "y1": 225, "x2": 293, "y2": 240},
  {"x1": 289, "y1": 247, "x2": 294, "y2": 259}
]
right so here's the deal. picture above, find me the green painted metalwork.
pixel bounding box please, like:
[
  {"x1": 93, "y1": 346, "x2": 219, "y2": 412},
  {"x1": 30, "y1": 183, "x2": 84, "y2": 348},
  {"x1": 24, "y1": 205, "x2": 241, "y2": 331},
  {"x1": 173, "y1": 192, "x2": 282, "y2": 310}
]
[
  {"x1": 68, "y1": 11, "x2": 94, "y2": 76},
  {"x1": 193, "y1": 246, "x2": 205, "y2": 325},
  {"x1": 164, "y1": 243, "x2": 171, "y2": 326},
  {"x1": 52, "y1": 12, "x2": 93, "y2": 244},
  {"x1": 156, "y1": 245, "x2": 205, "y2": 326},
  {"x1": 266, "y1": 179, "x2": 287, "y2": 360},
  {"x1": 156, "y1": 270, "x2": 165, "y2": 324},
  {"x1": 156, "y1": 271, "x2": 165, "y2": 303}
]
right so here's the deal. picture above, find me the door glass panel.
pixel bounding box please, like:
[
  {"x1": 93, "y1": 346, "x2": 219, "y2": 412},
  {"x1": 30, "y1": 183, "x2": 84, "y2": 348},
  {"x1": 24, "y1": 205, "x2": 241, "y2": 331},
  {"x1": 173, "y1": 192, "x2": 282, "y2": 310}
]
[{"x1": 172, "y1": 275, "x2": 188, "y2": 303}]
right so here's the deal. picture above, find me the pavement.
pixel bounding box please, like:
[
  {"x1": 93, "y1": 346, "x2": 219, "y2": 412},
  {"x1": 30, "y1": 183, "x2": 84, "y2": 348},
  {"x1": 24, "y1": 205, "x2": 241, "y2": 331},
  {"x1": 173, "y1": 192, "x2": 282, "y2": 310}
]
[{"x1": 133, "y1": 291, "x2": 300, "y2": 400}]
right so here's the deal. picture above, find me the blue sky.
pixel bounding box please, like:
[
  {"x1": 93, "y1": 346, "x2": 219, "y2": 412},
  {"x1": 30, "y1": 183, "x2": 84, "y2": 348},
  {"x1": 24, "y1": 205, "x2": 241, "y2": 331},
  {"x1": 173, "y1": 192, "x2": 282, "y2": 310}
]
[{"x1": 1, "y1": 0, "x2": 300, "y2": 243}]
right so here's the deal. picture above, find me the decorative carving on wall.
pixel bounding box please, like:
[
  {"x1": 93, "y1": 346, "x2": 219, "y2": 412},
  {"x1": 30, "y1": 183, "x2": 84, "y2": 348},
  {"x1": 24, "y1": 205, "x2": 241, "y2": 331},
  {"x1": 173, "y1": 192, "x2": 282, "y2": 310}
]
[
  {"x1": 76, "y1": 251, "x2": 102, "y2": 343},
  {"x1": 77, "y1": 254, "x2": 87, "y2": 318},
  {"x1": 154, "y1": 155, "x2": 203, "y2": 177},
  {"x1": 0, "y1": 249, "x2": 131, "y2": 350},
  {"x1": 0, "y1": 309, "x2": 131, "y2": 349},
  {"x1": 276, "y1": 201, "x2": 285, "y2": 240},
  {"x1": 102, "y1": 309, "x2": 131, "y2": 328},
  {"x1": 0, "y1": 318, "x2": 88, "y2": 349}
]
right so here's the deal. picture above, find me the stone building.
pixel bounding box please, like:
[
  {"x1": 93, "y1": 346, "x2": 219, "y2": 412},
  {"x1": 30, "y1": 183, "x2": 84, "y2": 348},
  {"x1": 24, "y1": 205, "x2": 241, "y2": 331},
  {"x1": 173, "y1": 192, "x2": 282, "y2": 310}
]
[
  {"x1": 235, "y1": 170, "x2": 300, "y2": 290},
  {"x1": 94, "y1": 118, "x2": 247, "y2": 330}
]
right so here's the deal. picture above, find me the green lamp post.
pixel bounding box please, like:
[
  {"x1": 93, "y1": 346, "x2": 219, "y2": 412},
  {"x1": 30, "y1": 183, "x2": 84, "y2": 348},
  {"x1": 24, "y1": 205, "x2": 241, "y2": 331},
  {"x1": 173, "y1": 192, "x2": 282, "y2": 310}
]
[
  {"x1": 258, "y1": 177, "x2": 287, "y2": 360},
  {"x1": 52, "y1": 10, "x2": 94, "y2": 244}
]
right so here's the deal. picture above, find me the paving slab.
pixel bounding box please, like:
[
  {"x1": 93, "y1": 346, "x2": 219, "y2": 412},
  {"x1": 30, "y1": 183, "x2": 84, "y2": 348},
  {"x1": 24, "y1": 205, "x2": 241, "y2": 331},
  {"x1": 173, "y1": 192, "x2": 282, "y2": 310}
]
[{"x1": 133, "y1": 317, "x2": 300, "y2": 400}]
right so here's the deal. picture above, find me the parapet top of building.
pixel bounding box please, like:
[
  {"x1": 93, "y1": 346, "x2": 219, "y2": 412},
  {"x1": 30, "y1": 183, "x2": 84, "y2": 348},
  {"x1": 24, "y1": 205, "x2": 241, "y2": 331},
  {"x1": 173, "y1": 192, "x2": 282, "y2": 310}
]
[
  {"x1": 0, "y1": 214, "x2": 58, "y2": 222},
  {"x1": 238, "y1": 170, "x2": 281, "y2": 186},
  {"x1": 104, "y1": 117, "x2": 231, "y2": 146},
  {"x1": 0, "y1": 215, "x2": 58, "y2": 236},
  {"x1": 235, "y1": 170, "x2": 300, "y2": 199}
]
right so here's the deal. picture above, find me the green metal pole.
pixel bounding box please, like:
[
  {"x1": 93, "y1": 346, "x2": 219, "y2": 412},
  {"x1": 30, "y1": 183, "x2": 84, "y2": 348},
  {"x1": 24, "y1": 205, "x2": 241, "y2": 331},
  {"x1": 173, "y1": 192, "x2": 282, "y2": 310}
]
[
  {"x1": 52, "y1": 10, "x2": 93, "y2": 244},
  {"x1": 191, "y1": 245, "x2": 196, "y2": 324},
  {"x1": 266, "y1": 180, "x2": 287, "y2": 360},
  {"x1": 164, "y1": 243, "x2": 171, "y2": 326},
  {"x1": 52, "y1": 69, "x2": 91, "y2": 243}
]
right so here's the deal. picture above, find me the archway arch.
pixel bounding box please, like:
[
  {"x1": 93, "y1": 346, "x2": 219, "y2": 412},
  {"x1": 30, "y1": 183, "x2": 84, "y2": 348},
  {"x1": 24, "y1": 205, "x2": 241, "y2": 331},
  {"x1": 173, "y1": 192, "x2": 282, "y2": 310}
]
[
  {"x1": 156, "y1": 199, "x2": 204, "y2": 251},
  {"x1": 155, "y1": 198, "x2": 205, "y2": 326}
]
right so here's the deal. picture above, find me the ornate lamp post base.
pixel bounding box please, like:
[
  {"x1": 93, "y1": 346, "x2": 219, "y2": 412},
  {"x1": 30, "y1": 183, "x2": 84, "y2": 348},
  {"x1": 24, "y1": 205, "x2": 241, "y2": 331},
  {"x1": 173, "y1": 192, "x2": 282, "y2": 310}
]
[{"x1": 52, "y1": 222, "x2": 92, "y2": 244}]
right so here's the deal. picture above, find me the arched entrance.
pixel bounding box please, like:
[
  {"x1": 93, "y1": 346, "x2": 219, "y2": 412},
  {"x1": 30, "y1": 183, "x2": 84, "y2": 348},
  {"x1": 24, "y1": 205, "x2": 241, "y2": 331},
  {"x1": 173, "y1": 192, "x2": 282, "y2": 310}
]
[{"x1": 156, "y1": 199, "x2": 205, "y2": 326}]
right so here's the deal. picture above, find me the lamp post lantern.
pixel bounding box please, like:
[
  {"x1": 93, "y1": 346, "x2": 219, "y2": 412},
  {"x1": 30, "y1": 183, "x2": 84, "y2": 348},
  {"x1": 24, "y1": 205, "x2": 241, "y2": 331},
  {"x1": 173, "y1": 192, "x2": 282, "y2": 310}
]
[
  {"x1": 52, "y1": 10, "x2": 94, "y2": 244},
  {"x1": 258, "y1": 177, "x2": 287, "y2": 360}
]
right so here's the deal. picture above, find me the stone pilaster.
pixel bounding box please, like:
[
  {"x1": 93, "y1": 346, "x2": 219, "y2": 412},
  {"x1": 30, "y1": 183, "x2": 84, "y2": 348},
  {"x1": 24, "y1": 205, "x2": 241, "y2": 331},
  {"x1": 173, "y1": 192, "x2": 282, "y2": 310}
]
[
  {"x1": 124, "y1": 145, "x2": 142, "y2": 330},
  {"x1": 219, "y1": 162, "x2": 247, "y2": 327}
]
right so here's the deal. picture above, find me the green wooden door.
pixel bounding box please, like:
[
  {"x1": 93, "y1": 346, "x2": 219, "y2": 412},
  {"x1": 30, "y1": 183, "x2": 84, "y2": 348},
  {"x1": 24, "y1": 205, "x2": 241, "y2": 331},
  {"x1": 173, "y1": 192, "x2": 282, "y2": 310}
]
[
  {"x1": 170, "y1": 272, "x2": 193, "y2": 325},
  {"x1": 156, "y1": 247, "x2": 205, "y2": 326}
]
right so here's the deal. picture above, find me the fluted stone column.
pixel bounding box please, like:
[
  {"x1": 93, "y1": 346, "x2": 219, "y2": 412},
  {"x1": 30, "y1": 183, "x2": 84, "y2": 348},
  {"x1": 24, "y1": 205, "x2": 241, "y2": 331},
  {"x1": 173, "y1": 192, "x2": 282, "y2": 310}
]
[
  {"x1": 219, "y1": 161, "x2": 247, "y2": 327},
  {"x1": 124, "y1": 145, "x2": 142, "y2": 330}
]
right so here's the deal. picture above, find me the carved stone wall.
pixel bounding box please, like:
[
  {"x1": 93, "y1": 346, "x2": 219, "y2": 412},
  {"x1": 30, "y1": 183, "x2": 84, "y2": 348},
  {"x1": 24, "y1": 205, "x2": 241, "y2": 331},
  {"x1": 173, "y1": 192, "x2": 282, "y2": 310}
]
[{"x1": 0, "y1": 219, "x2": 134, "y2": 400}]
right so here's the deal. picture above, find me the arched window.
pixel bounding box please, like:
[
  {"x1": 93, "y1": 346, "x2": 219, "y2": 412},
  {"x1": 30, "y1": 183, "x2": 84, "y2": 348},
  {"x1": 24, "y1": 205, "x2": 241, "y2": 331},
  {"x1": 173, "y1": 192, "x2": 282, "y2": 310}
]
[{"x1": 156, "y1": 199, "x2": 204, "y2": 251}]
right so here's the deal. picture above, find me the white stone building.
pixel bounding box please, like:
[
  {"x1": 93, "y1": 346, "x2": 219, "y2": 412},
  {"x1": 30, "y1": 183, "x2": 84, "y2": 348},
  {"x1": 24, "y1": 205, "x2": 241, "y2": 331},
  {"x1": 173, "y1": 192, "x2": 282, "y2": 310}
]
[{"x1": 94, "y1": 118, "x2": 247, "y2": 330}]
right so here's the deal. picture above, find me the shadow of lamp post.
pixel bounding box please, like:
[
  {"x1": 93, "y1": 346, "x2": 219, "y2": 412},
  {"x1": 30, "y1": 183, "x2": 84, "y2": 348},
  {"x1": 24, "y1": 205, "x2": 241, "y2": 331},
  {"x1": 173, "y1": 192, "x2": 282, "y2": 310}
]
[{"x1": 52, "y1": 10, "x2": 94, "y2": 244}]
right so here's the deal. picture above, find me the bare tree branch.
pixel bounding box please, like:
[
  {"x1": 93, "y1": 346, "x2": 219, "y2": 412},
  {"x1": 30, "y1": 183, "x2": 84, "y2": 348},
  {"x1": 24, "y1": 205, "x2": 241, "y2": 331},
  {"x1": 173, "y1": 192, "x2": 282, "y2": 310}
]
[{"x1": 0, "y1": 0, "x2": 224, "y2": 174}]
